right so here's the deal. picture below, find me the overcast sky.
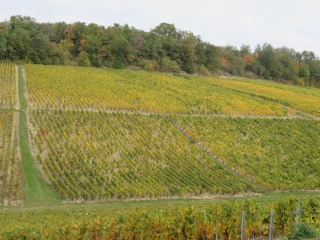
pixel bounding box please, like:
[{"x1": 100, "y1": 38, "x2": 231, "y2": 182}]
[{"x1": 2, "y1": 0, "x2": 320, "y2": 54}]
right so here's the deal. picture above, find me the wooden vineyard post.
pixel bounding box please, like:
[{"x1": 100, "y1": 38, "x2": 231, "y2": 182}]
[
  {"x1": 215, "y1": 220, "x2": 218, "y2": 240},
  {"x1": 241, "y1": 210, "x2": 245, "y2": 240},
  {"x1": 141, "y1": 227, "x2": 143, "y2": 240},
  {"x1": 269, "y1": 210, "x2": 274, "y2": 240},
  {"x1": 259, "y1": 224, "x2": 262, "y2": 239},
  {"x1": 296, "y1": 204, "x2": 301, "y2": 221}
]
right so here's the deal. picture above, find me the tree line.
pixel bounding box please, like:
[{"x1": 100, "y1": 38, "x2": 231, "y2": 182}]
[{"x1": 1, "y1": 15, "x2": 320, "y2": 86}]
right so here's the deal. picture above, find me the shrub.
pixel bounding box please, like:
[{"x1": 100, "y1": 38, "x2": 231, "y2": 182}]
[
  {"x1": 197, "y1": 65, "x2": 211, "y2": 76},
  {"x1": 138, "y1": 59, "x2": 158, "y2": 71},
  {"x1": 287, "y1": 222, "x2": 318, "y2": 240},
  {"x1": 161, "y1": 57, "x2": 180, "y2": 73},
  {"x1": 298, "y1": 78, "x2": 305, "y2": 86},
  {"x1": 245, "y1": 71, "x2": 255, "y2": 79},
  {"x1": 112, "y1": 57, "x2": 126, "y2": 69},
  {"x1": 76, "y1": 51, "x2": 91, "y2": 67}
]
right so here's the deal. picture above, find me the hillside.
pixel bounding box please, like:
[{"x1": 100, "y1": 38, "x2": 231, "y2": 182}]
[
  {"x1": 1, "y1": 63, "x2": 320, "y2": 204},
  {"x1": 16, "y1": 63, "x2": 320, "y2": 201},
  {"x1": 1, "y1": 63, "x2": 320, "y2": 239}
]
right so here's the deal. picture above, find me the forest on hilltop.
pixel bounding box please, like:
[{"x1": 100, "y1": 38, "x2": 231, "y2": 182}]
[{"x1": 0, "y1": 15, "x2": 320, "y2": 86}]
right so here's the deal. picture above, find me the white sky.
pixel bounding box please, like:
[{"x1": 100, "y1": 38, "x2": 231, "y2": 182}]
[{"x1": 2, "y1": 0, "x2": 320, "y2": 54}]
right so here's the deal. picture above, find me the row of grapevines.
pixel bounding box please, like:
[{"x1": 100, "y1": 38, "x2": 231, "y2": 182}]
[
  {"x1": 0, "y1": 62, "x2": 16, "y2": 108},
  {"x1": 0, "y1": 110, "x2": 23, "y2": 205},
  {"x1": 215, "y1": 76, "x2": 320, "y2": 98},
  {"x1": 195, "y1": 75, "x2": 320, "y2": 116},
  {"x1": 172, "y1": 115, "x2": 320, "y2": 190},
  {"x1": 29, "y1": 110, "x2": 253, "y2": 200},
  {"x1": 1, "y1": 196, "x2": 319, "y2": 239},
  {"x1": 25, "y1": 64, "x2": 293, "y2": 116}
]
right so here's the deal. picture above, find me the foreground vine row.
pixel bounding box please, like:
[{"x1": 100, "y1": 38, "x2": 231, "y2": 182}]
[{"x1": 1, "y1": 197, "x2": 319, "y2": 239}]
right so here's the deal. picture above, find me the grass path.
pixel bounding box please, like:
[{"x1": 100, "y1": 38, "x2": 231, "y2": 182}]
[{"x1": 18, "y1": 65, "x2": 61, "y2": 207}]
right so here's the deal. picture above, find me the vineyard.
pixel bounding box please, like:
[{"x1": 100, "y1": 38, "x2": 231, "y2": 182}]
[
  {"x1": 22, "y1": 64, "x2": 320, "y2": 200},
  {"x1": 172, "y1": 115, "x2": 320, "y2": 190},
  {"x1": 0, "y1": 110, "x2": 23, "y2": 206},
  {"x1": 25, "y1": 64, "x2": 294, "y2": 117},
  {"x1": 195, "y1": 76, "x2": 320, "y2": 117},
  {"x1": 1, "y1": 63, "x2": 320, "y2": 238},
  {"x1": 0, "y1": 62, "x2": 22, "y2": 206},
  {"x1": 0, "y1": 62, "x2": 17, "y2": 109},
  {"x1": 1, "y1": 196, "x2": 319, "y2": 239},
  {"x1": 29, "y1": 110, "x2": 253, "y2": 200}
]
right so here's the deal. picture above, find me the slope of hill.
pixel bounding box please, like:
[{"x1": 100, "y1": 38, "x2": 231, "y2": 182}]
[
  {"x1": 2, "y1": 63, "x2": 320, "y2": 204},
  {"x1": 18, "y1": 64, "x2": 320, "y2": 201},
  {"x1": 1, "y1": 63, "x2": 320, "y2": 238}
]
